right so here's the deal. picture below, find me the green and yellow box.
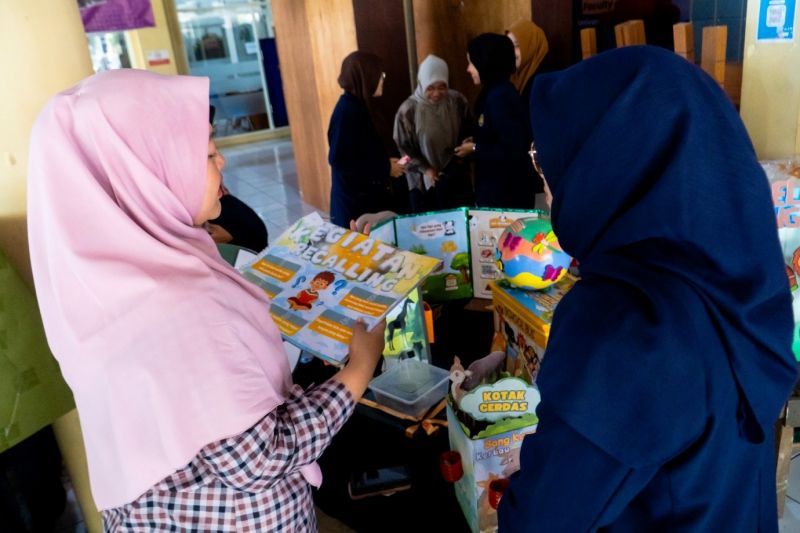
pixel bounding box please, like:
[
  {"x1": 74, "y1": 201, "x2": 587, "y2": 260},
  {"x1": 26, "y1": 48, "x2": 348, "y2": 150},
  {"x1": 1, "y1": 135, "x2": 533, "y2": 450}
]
[{"x1": 446, "y1": 275, "x2": 576, "y2": 532}]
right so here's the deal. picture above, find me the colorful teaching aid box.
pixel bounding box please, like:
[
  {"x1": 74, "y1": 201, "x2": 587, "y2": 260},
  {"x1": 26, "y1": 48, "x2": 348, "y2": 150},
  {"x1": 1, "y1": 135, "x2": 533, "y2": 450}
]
[
  {"x1": 468, "y1": 209, "x2": 540, "y2": 299},
  {"x1": 446, "y1": 276, "x2": 576, "y2": 532},
  {"x1": 763, "y1": 159, "x2": 800, "y2": 361},
  {"x1": 369, "y1": 208, "x2": 539, "y2": 301},
  {"x1": 446, "y1": 404, "x2": 536, "y2": 533},
  {"x1": 447, "y1": 374, "x2": 539, "y2": 533},
  {"x1": 239, "y1": 213, "x2": 440, "y2": 364}
]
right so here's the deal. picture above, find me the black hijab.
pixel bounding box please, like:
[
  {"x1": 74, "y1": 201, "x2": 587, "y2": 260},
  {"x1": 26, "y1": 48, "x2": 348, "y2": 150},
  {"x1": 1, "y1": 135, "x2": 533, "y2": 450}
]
[
  {"x1": 338, "y1": 51, "x2": 383, "y2": 102},
  {"x1": 337, "y1": 51, "x2": 394, "y2": 153},
  {"x1": 467, "y1": 33, "x2": 516, "y2": 88}
]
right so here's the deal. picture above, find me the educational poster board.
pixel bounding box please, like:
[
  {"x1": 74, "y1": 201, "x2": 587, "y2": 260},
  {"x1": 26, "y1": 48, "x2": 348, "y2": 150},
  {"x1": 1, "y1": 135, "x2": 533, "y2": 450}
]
[
  {"x1": 395, "y1": 209, "x2": 473, "y2": 301},
  {"x1": 375, "y1": 208, "x2": 540, "y2": 301},
  {"x1": 240, "y1": 213, "x2": 439, "y2": 363}
]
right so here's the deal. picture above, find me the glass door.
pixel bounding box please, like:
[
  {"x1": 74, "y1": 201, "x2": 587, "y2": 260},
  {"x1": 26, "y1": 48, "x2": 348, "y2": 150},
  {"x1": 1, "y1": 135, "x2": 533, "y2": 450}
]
[{"x1": 175, "y1": 0, "x2": 285, "y2": 137}]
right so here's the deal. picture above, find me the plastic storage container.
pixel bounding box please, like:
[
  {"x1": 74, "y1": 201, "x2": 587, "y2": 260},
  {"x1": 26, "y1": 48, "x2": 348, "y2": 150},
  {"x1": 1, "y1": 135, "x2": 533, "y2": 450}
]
[{"x1": 368, "y1": 359, "x2": 450, "y2": 418}]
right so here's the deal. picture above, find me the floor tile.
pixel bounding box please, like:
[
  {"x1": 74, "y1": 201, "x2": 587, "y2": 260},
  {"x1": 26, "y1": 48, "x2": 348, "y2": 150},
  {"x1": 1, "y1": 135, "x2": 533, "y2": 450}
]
[{"x1": 219, "y1": 138, "x2": 322, "y2": 242}]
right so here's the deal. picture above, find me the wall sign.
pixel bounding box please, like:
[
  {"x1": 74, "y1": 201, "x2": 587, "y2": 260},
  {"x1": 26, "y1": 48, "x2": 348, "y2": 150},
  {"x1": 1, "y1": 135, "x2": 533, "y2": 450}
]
[
  {"x1": 146, "y1": 49, "x2": 170, "y2": 67},
  {"x1": 79, "y1": 0, "x2": 155, "y2": 33},
  {"x1": 758, "y1": 0, "x2": 796, "y2": 41}
]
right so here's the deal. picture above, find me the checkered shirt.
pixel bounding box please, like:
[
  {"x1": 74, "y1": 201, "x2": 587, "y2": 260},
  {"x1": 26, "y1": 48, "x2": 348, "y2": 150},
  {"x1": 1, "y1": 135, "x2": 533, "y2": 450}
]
[{"x1": 103, "y1": 379, "x2": 354, "y2": 532}]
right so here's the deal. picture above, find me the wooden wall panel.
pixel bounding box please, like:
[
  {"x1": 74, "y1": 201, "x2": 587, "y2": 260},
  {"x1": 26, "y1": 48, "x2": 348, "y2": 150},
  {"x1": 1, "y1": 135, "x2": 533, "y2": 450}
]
[
  {"x1": 272, "y1": 0, "x2": 357, "y2": 212},
  {"x1": 412, "y1": 0, "x2": 531, "y2": 102},
  {"x1": 532, "y1": 0, "x2": 575, "y2": 70}
]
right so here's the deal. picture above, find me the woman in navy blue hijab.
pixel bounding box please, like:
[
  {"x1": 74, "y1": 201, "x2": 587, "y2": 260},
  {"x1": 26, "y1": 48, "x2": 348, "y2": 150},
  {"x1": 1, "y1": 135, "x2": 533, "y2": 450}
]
[{"x1": 498, "y1": 46, "x2": 798, "y2": 531}]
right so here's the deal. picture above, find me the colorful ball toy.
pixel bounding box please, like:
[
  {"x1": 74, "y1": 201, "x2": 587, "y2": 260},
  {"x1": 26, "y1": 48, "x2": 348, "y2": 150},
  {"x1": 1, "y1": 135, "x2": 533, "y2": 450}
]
[{"x1": 495, "y1": 216, "x2": 571, "y2": 290}]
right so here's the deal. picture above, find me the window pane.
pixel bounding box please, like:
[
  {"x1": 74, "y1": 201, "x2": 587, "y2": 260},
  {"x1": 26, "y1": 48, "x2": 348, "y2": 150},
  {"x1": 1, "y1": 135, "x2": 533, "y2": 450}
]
[{"x1": 176, "y1": 0, "x2": 284, "y2": 137}]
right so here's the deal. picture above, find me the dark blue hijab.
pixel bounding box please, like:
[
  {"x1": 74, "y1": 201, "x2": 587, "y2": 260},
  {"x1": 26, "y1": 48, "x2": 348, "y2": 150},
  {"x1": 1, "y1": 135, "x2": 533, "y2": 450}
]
[{"x1": 530, "y1": 46, "x2": 797, "y2": 465}]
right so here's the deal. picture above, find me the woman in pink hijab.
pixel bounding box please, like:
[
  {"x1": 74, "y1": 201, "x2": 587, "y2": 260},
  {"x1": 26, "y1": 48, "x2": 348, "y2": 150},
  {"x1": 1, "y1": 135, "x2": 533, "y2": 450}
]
[{"x1": 27, "y1": 69, "x2": 384, "y2": 531}]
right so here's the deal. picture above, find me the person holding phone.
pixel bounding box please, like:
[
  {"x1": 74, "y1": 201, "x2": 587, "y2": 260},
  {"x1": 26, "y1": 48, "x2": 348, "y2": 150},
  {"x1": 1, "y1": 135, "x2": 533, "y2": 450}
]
[{"x1": 394, "y1": 54, "x2": 473, "y2": 212}]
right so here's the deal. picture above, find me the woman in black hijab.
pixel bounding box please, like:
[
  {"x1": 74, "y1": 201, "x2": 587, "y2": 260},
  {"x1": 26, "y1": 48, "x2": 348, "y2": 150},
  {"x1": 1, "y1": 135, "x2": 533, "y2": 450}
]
[
  {"x1": 328, "y1": 51, "x2": 404, "y2": 227},
  {"x1": 454, "y1": 33, "x2": 540, "y2": 208}
]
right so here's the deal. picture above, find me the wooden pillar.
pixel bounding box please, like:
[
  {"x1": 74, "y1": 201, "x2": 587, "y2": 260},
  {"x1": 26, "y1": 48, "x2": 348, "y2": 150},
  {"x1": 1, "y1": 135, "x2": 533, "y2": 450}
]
[
  {"x1": 673, "y1": 22, "x2": 695, "y2": 63},
  {"x1": 775, "y1": 402, "x2": 797, "y2": 518},
  {"x1": 272, "y1": 0, "x2": 357, "y2": 212}
]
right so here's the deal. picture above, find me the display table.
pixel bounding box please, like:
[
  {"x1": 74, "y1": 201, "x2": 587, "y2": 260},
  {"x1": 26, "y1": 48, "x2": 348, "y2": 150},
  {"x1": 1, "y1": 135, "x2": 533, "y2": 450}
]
[{"x1": 292, "y1": 300, "x2": 494, "y2": 533}]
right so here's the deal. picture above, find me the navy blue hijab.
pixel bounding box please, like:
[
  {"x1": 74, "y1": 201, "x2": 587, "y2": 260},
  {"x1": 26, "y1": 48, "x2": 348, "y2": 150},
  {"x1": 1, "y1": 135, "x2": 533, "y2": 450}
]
[{"x1": 530, "y1": 46, "x2": 797, "y2": 465}]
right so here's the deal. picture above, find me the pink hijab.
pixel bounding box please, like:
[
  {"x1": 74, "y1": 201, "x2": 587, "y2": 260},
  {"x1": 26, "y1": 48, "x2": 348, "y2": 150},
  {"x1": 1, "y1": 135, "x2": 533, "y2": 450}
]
[{"x1": 27, "y1": 69, "x2": 319, "y2": 510}]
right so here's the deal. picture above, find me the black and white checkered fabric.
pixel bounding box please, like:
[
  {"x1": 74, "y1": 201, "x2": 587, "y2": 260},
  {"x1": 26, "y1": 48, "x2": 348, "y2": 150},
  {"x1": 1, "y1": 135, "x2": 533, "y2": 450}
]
[{"x1": 103, "y1": 380, "x2": 353, "y2": 532}]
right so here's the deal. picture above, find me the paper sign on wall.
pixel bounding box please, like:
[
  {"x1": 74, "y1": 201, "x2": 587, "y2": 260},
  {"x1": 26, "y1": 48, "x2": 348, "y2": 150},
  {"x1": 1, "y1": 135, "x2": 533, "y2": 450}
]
[
  {"x1": 147, "y1": 50, "x2": 171, "y2": 67},
  {"x1": 758, "y1": 0, "x2": 796, "y2": 41}
]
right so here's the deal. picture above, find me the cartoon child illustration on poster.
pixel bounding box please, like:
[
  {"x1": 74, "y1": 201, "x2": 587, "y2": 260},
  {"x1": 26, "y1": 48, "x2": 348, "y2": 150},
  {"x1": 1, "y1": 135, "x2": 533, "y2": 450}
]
[{"x1": 287, "y1": 271, "x2": 335, "y2": 311}]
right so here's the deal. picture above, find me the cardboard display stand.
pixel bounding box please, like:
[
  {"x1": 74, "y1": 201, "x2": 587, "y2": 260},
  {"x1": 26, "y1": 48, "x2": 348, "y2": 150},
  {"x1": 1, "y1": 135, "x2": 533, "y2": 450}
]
[{"x1": 446, "y1": 276, "x2": 576, "y2": 532}]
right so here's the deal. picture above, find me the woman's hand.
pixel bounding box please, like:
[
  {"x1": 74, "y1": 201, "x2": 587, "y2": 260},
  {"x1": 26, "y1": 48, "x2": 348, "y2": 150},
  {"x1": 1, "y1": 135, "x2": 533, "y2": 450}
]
[
  {"x1": 349, "y1": 220, "x2": 372, "y2": 235},
  {"x1": 335, "y1": 319, "x2": 386, "y2": 400},
  {"x1": 423, "y1": 168, "x2": 439, "y2": 190},
  {"x1": 454, "y1": 141, "x2": 476, "y2": 158},
  {"x1": 390, "y1": 157, "x2": 406, "y2": 178},
  {"x1": 204, "y1": 222, "x2": 233, "y2": 244}
]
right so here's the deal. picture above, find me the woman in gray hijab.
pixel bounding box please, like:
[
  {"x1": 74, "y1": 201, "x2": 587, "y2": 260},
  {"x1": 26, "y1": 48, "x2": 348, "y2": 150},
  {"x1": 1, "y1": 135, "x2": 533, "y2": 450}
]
[{"x1": 394, "y1": 55, "x2": 473, "y2": 212}]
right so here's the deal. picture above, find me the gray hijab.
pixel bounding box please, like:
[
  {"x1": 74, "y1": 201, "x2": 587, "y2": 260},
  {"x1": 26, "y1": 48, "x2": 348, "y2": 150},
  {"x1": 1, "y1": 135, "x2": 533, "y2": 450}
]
[
  {"x1": 406, "y1": 55, "x2": 461, "y2": 172},
  {"x1": 413, "y1": 54, "x2": 449, "y2": 102}
]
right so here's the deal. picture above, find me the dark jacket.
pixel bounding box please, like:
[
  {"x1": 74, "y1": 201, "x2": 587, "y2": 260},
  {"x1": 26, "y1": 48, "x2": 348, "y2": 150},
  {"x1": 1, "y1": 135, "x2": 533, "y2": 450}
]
[
  {"x1": 473, "y1": 81, "x2": 540, "y2": 209},
  {"x1": 328, "y1": 92, "x2": 392, "y2": 227}
]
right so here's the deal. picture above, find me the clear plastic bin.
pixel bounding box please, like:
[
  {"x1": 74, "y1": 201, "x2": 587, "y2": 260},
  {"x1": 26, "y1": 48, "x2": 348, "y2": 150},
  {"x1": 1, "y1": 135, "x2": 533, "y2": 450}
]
[{"x1": 368, "y1": 359, "x2": 450, "y2": 418}]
